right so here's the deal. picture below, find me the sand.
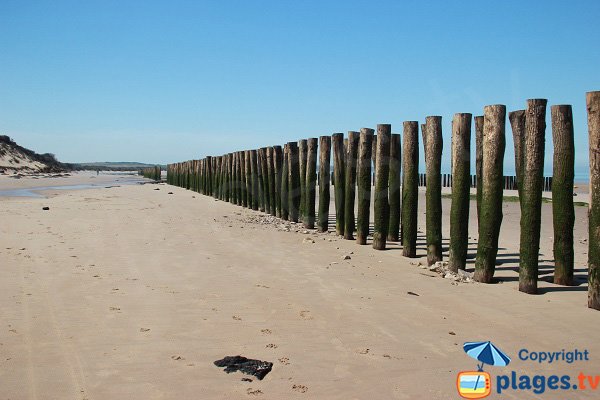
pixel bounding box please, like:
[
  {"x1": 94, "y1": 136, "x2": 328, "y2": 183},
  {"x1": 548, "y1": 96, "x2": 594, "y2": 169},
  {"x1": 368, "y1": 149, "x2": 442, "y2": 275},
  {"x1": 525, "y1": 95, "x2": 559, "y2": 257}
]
[{"x1": 1, "y1": 173, "x2": 598, "y2": 399}]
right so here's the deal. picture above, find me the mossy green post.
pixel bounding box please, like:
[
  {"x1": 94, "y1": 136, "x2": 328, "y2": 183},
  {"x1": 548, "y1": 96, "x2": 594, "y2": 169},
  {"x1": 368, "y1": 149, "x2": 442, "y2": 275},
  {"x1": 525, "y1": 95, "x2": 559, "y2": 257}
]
[
  {"x1": 356, "y1": 128, "x2": 374, "y2": 245},
  {"x1": 551, "y1": 105, "x2": 575, "y2": 286},
  {"x1": 288, "y1": 142, "x2": 301, "y2": 223},
  {"x1": 373, "y1": 124, "x2": 391, "y2": 250},
  {"x1": 344, "y1": 131, "x2": 359, "y2": 240},
  {"x1": 402, "y1": 122, "x2": 419, "y2": 258},
  {"x1": 448, "y1": 113, "x2": 472, "y2": 272},
  {"x1": 587, "y1": 91, "x2": 600, "y2": 310},
  {"x1": 304, "y1": 138, "x2": 318, "y2": 229},
  {"x1": 519, "y1": 99, "x2": 547, "y2": 295},
  {"x1": 273, "y1": 146, "x2": 283, "y2": 218},
  {"x1": 474, "y1": 105, "x2": 506, "y2": 283},
  {"x1": 281, "y1": 145, "x2": 290, "y2": 220},
  {"x1": 299, "y1": 139, "x2": 308, "y2": 222},
  {"x1": 509, "y1": 110, "x2": 526, "y2": 203},
  {"x1": 267, "y1": 147, "x2": 276, "y2": 216},
  {"x1": 317, "y1": 136, "x2": 331, "y2": 232},
  {"x1": 332, "y1": 133, "x2": 345, "y2": 236},
  {"x1": 388, "y1": 133, "x2": 401, "y2": 242},
  {"x1": 424, "y1": 116, "x2": 443, "y2": 265}
]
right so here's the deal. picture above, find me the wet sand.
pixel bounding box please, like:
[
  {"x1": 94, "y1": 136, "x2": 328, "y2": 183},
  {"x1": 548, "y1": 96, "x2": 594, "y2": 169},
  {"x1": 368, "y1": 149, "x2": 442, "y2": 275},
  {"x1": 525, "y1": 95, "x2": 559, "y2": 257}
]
[{"x1": 0, "y1": 174, "x2": 598, "y2": 399}]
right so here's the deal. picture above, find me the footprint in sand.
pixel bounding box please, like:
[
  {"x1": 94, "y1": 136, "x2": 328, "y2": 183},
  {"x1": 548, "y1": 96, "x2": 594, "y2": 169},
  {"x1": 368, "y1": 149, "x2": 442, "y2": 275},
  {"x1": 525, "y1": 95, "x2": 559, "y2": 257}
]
[
  {"x1": 232, "y1": 315, "x2": 242, "y2": 321},
  {"x1": 292, "y1": 384, "x2": 308, "y2": 393},
  {"x1": 299, "y1": 310, "x2": 313, "y2": 320},
  {"x1": 260, "y1": 329, "x2": 272, "y2": 335},
  {"x1": 265, "y1": 343, "x2": 278, "y2": 349},
  {"x1": 278, "y1": 357, "x2": 290, "y2": 365},
  {"x1": 246, "y1": 388, "x2": 263, "y2": 396}
]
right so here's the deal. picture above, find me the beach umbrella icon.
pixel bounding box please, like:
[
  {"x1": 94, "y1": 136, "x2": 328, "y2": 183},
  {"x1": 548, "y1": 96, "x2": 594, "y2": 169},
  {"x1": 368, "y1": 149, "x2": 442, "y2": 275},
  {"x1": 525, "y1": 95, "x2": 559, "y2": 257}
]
[{"x1": 463, "y1": 341, "x2": 511, "y2": 371}]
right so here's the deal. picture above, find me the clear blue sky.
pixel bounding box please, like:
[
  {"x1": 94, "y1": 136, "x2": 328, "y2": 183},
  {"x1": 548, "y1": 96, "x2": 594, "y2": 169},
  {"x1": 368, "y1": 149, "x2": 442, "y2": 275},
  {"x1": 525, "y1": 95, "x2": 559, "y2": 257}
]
[{"x1": 1, "y1": 0, "x2": 598, "y2": 177}]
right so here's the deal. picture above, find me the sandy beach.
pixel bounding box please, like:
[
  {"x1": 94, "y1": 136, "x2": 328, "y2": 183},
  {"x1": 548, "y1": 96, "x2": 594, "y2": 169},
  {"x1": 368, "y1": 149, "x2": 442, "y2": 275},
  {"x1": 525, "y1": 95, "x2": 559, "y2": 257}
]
[{"x1": 1, "y1": 172, "x2": 598, "y2": 399}]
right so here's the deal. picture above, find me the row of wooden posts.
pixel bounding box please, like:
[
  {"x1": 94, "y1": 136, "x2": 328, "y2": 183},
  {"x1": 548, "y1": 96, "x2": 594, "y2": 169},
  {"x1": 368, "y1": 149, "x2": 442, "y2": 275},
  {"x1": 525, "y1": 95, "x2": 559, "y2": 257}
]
[
  {"x1": 166, "y1": 92, "x2": 600, "y2": 311},
  {"x1": 139, "y1": 165, "x2": 162, "y2": 181}
]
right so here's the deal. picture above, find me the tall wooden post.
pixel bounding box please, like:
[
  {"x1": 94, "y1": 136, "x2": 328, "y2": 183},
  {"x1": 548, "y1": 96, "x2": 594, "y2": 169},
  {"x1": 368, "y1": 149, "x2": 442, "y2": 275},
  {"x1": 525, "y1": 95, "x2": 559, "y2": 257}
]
[
  {"x1": 299, "y1": 139, "x2": 308, "y2": 222},
  {"x1": 509, "y1": 110, "x2": 526, "y2": 202},
  {"x1": 448, "y1": 113, "x2": 472, "y2": 272},
  {"x1": 474, "y1": 105, "x2": 506, "y2": 283},
  {"x1": 388, "y1": 133, "x2": 401, "y2": 242},
  {"x1": 402, "y1": 121, "x2": 419, "y2": 257},
  {"x1": 587, "y1": 91, "x2": 600, "y2": 310},
  {"x1": 551, "y1": 105, "x2": 575, "y2": 286},
  {"x1": 475, "y1": 116, "x2": 484, "y2": 227},
  {"x1": 332, "y1": 133, "x2": 345, "y2": 235},
  {"x1": 266, "y1": 147, "x2": 276, "y2": 216},
  {"x1": 250, "y1": 150, "x2": 259, "y2": 210},
  {"x1": 318, "y1": 136, "x2": 331, "y2": 232},
  {"x1": 288, "y1": 142, "x2": 301, "y2": 222},
  {"x1": 273, "y1": 146, "x2": 283, "y2": 218},
  {"x1": 344, "y1": 131, "x2": 359, "y2": 240},
  {"x1": 519, "y1": 99, "x2": 547, "y2": 294},
  {"x1": 304, "y1": 138, "x2": 318, "y2": 229},
  {"x1": 356, "y1": 128, "x2": 374, "y2": 245},
  {"x1": 424, "y1": 116, "x2": 443, "y2": 264},
  {"x1": 281, "y1": 145, "x2": 290, "y2": 220},
  {"x1": 373, "y1": 124, "x2": 391, "y2": 250}
]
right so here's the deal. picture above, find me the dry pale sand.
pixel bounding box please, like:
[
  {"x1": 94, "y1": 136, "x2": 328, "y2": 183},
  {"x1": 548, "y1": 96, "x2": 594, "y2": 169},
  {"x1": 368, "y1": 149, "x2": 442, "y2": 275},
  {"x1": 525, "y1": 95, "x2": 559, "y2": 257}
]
[{"x1": 1, "y1": 173, "x2": 599, "y2": 399}]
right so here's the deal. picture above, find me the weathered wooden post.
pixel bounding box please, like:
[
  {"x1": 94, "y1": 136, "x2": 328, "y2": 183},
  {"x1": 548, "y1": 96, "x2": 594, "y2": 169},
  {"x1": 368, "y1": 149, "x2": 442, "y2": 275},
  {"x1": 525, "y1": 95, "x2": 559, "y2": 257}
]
[
  {"x1": 281, "y1": 144, "x2": 290, "y2": 220},
  {"x1": 267, "y1": 147, "x2": 276, "y2": 216},
  {"x1": 304, "y1": 138, "x2": 318, "y2": 229},
  {"x1": 318, "y1": 136, "x2": 331, "y2": 232},
  {"x1": 258, "y1": 148, "x2": 267, "y2": 212},
  {"x1": 250, "y1": 150, "x2": 259, "y2": 210},
  {"x1": 373, "y1": 124, "x2": 391, "y2": 250},
  {"x1": 474, "y1": 105, "x2": 506, "y2": 283},
  {"x1": 288, "y1": 142, "x2": 301, "y2": 222},
  {"x1": 402, "y1": 121, "x2": 419, "y2": 257},
  {"x1": 299, "y1": 139, "x2": 308, "y2": 221},
  {"x1": 273, "y1": 145, "x2": 283, "y2": 217},
  {"x1": 475, "y1": 116, "x2": 484, "y2": 227},
  {"x1": 332, "y1": 133, "x2": 345, "y2": 235},
  {"x1": 424, "y1": 116, "x2": 443, "y2": 264},
  {"x1": 509, "y1": 110, "x2": 526, "y2": 201},
  {"x1": 356, "y1": 128, "x2": 374, "y2": 245},
  {"x1": 448, "y1": 113, "x2": 472, "y2": 272},
  {"x1": 372, "y1": 134, "x2": 377, "y2": 184},
  {"x1": 388, "y1": 133, "x2": 401, "y2": 242},
  {"x1": 587, "y1": 91, "x2": 600, "y2": 310},
  {"x1": 244, "y1": 151, "x2": 252, "y2": 207},
  {"x1": 239, "y1": 152, "x2": 246, "y2": 207},
  {"x1": 237, "y1": 152, "x2": 243, "y2": 205},
  {"x1": 551, "y1": 104, "x2": 575, "y2": 286},
  {"x1": 344, "y1": 131, "x2": 359, "y2": 240},
  {"x1": 519, "y1": 99, "x2": 547, "y2": 294}
]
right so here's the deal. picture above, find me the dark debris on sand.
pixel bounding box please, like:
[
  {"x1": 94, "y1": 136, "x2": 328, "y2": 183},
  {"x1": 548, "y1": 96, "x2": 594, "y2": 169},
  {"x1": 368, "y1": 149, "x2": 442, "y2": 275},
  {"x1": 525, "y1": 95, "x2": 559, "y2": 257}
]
[{"x1": 214, "y1": 356, "x2": 273, "y2": 380}]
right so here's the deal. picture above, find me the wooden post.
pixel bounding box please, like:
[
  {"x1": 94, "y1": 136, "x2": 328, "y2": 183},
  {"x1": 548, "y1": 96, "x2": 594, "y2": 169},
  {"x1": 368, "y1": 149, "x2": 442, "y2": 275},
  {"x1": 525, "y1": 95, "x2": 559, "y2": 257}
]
[
  {"x1": 551, "y1": 105, "x2": 575, "y2": 286},
  {"x1": 356, "y1": 128, "x2": 374, "y2": 245},
  {"x1": 344, "y1": 131, "x2": 359, "y2": 240},
  {"x1": 288, "y1": 142, "x2": 301, "y2": 222},
  {"x1": 281, "y1": 144, "x2": 289, "y2": 220},
  {"x1": 475, "y1": 116, "x2": 484, "y2": 227},
  {"x1": 332, "y1": 133, "x2": 345, "y2": 235},
  {"x1": 250, "y1": 150, "x2": 259, "y2": 210},
  {"x1": 273, "y1": 146, "x2": 283, "y2": 218},
  {"x1": 448, "y1": 113, "x2": 472, "y2": 272},
  {"x1": 304, "y1": 138, "x2": 318, "y2": 229},
  {"x1": 267, "y1": 147, "x2": 276, "y2": 216},
  {"x1": 299, "y1": 139, "x2": 308, "y2": 222},
  {"x1": 317, "y1": 136, "x2": 331, "y2": 232},
  {"x1": 474, "y1": 105, "x2": 506, "y2": 283},
  {"x1": 239, "y1": 152, "x2": 246, "y2": 207},
  {"x1": 509, "y1": 110, "x2": 526, "y2": 202},
  {"x1": 424, "y1": 116, "x2": 443, "y2": 264},
  {"x1": 373, "y1": 124, "x2": 391, "y2": 250},
  {"x1": 402, "y1": 121, "x2": 419, "y2": 257},
  {"x1": 519, "y1": 99, "x2": 547, "y2": 294},
  {"x1": 587, "y1": 91, "x2": 600, "y2": 310},
  {"x1": 388, "y1": 133, "x2": 401, "y2": 242}
]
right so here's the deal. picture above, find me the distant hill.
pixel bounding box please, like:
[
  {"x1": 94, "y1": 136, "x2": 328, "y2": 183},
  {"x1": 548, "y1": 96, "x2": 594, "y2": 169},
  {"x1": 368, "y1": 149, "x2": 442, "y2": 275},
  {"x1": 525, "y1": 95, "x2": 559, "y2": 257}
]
[
  {"x1": 73, "y1": 162, "x2": 165, "y2": 171},
  {"x1": 0, "y1": 135, "x2": 72, "y2": 173}
]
